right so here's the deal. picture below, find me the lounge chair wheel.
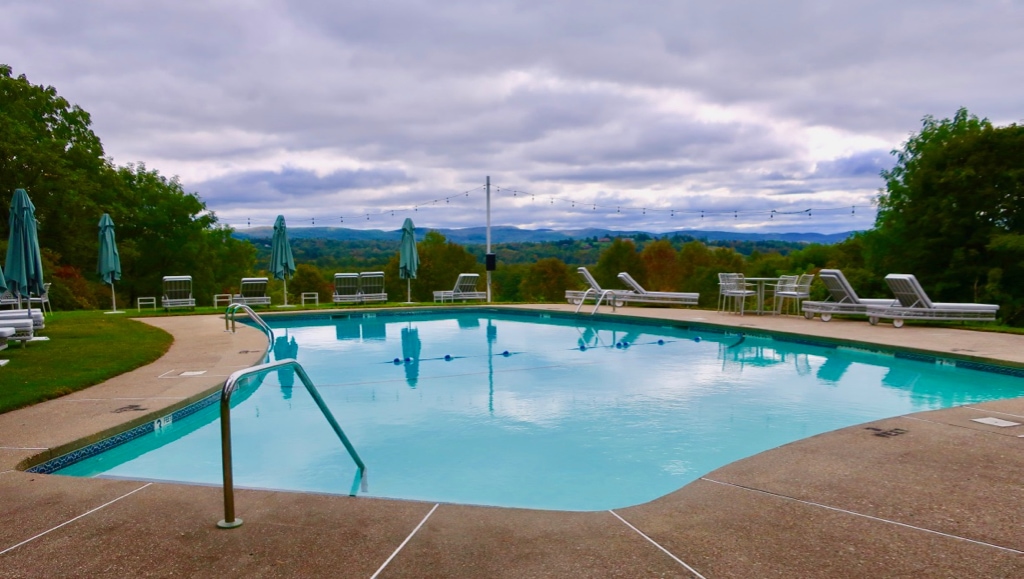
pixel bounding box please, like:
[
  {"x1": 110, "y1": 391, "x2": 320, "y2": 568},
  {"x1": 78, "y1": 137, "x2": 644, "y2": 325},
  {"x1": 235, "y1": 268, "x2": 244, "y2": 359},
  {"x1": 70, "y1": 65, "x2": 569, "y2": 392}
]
[
  {"x1": 804, "y1": 311, "x2": 814, "y2": 320},
  {"x1": 893, "y1": 318, "x2": 904, "y2": 328},
  {"x1": 868, "y1": 316, "x2": 879, "y2": 326},
  {"x1": 569, "y1": 298, "x2": 582, "y2": 305},
  {"x1": 820, "y1": 313, "x2": 832, "y2": 322},
  {"x1": 613, "y1": 298, "x2": 625, "y2": 308}
]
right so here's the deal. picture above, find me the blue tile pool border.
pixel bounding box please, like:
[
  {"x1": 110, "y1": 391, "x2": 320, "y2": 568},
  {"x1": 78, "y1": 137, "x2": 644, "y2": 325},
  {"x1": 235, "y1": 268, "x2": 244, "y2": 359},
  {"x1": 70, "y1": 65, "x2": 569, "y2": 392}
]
[{"x1": 27, "y1": 306, "x2": 1024, "y2": 475}]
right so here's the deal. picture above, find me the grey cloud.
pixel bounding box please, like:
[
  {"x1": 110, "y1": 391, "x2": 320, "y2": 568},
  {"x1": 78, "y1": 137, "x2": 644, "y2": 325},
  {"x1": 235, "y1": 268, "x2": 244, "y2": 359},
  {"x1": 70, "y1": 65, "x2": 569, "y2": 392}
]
[{"x1": 1, "y1": 0, "x2": 1019, "y2": 235}]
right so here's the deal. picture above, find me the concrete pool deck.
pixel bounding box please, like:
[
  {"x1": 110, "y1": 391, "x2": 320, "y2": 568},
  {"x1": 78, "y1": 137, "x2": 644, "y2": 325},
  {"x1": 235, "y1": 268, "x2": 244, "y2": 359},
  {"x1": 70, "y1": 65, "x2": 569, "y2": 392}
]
[{"x1": 1, "y1": 306, "x2": 1022, "y2": 577}]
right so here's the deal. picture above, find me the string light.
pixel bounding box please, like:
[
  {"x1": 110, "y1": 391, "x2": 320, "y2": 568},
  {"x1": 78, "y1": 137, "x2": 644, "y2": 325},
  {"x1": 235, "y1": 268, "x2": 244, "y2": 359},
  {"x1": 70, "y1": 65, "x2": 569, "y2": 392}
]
[{"x1": 234, "y1": 181, "x2": 872, "y2": 229}]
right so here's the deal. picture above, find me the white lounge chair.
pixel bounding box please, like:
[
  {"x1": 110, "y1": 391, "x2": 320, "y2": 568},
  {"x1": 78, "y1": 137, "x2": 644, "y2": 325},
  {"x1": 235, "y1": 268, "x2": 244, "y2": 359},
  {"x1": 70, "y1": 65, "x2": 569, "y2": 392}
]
[
  {"x1": 233, "y1": 277, "x2": 271, "y2": 306},
  {"x1": 866, "y1": 274, "x2": 999, "y2": 328},
  {"x1": 801, "y1": 269, "x2": 894, "y2": 322},
  {"x1": 0, "y1": 326, "x2": 14, "y2": 354},
  {"x1": 565, "y1": 267, "x2": 633, "y2": 314},
  {"x1": 433, "y1": 273, "x2": 485, "y2": 303},
  {"x1": 333, "y1": 273, "x2": 361, "y2": 304},
  {"x1": 359, "y1": 272, "x2": 387, "y2": 303},
  {"x1": 162, "y1": 276, "x2": 196, "y2": 310},
  {"x1": 0, "y1": 318, "x2": 35, "y2": 347},
  {"x1": 0, "y1": 309, "x2": 45, "y2": 331},
  {"x1": 616, "y1": 272, "x2": 698, "y2": 306}
]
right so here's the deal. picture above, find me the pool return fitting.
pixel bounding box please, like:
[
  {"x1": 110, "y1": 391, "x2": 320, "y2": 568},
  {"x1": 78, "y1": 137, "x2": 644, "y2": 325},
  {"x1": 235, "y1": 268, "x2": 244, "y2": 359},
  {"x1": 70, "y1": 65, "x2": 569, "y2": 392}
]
[{"x1": 219, "y1": 305, "x2": 367, "y2": 529}]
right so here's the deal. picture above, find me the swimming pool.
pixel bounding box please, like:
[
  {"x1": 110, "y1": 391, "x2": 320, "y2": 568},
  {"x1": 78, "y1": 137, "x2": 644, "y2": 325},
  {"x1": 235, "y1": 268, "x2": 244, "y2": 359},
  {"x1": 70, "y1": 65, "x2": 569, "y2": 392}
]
[{"x1": 54, "y1": 310, "x2": 1024, "y2": 511}]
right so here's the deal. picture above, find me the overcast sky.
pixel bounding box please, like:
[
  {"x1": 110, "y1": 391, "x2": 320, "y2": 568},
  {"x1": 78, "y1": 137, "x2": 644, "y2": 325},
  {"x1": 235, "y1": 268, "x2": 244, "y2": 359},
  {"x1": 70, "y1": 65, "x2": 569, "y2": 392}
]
[{"x1": 3, "y1": 1, "x2": 1022, "y2": 234}]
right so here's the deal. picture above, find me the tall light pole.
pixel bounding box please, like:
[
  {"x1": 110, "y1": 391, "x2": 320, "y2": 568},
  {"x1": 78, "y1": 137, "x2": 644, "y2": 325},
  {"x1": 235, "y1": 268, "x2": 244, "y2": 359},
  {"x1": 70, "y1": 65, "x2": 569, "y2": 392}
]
[{"x1": 485, "y1": 176, "x2": 493, "y2": 302}]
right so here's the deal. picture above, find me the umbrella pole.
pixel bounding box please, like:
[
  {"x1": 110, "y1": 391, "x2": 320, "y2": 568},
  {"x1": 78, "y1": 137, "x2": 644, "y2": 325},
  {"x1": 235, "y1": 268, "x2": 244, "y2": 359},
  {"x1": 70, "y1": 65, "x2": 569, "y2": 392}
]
[
  {"x1": 106, "y1": 281, "x2": 124, "y2": 314},
  {"x1": 283, "y1": 277, "x2": 288, "y2": 306},
  {"x1": 407, "y1": 278, "x2": 411, "y2": 303}
]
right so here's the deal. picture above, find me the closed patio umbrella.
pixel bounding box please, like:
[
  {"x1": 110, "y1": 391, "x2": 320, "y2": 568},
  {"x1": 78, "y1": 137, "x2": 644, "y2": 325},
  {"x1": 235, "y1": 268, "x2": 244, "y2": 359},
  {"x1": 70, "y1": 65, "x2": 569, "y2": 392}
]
[
  {"x1": 269, "y1": 215, "x2": 296, "y2": 306},
  {"x1": 399, "y1": 218, "x2": 419, "y2": 303},
  {"x1": 401, "y1": 325, "x2": 420, "y2": 388},
  {"x1": 98, "y1": 213, "x2": 123, "y2": 313},
  {"x1": 4, "y1": 189, "x2": 45, "y2": 312},
  {"x1": 273, "y1": 332, "x2": 299, "y2": 396}
]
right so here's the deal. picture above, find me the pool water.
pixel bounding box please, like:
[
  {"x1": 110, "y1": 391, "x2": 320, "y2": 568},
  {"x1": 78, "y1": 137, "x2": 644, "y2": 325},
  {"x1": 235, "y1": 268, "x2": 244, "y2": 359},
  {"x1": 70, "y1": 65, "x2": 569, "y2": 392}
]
[{"x1": 57, "y1": 311, "x2": 1024, "y2": 511}]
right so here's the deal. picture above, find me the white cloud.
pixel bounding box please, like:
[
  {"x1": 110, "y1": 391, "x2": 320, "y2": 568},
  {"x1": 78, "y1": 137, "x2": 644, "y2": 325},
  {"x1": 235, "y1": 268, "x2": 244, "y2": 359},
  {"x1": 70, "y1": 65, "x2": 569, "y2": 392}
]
[{"x1": 2, "y1": 0, "x2": 1022, "y2": 234}]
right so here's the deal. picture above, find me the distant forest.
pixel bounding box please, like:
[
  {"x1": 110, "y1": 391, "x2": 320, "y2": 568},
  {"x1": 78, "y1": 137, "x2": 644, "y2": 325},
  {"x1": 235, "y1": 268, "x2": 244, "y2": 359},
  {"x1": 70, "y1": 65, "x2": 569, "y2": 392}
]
[{"x1": 246, "y1": 233, "x2": 812, "y2": 273}]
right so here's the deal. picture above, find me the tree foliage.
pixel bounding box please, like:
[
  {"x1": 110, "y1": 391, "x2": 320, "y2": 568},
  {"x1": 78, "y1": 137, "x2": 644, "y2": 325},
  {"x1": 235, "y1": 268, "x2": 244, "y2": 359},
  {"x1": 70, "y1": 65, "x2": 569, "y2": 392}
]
[
  {"x1": 865, "y1": 108, "x2": 1024, "y2": 322},
  {"x1": 0, "y1": 64, "x2": 255, "y2": 307}
]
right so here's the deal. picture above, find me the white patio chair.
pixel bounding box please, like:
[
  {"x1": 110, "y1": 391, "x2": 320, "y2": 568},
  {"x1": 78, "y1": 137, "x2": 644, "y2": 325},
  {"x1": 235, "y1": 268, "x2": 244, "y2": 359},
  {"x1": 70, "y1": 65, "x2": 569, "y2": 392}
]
[
  {"x1": 774, "y1": 273, "x2": 813, "y2": 315},
  {"x1": 866, "y1": 274, "x2": 999, "y2": 328},
  {"x1": 616, "y1": 272, "x2": 698, "y2": 307},
  {"x1": 720, "y1": 273, "x2": 756, "y2": 315},
  {"x1": 162, "y1": 276, "x2": 196, "y2": 310},
  {"x1": 29, "y1": 283, "x2": 53, "y2": 316},
  {"x1": 801, "y1": 269, "x2": 894, "y2": 321}
]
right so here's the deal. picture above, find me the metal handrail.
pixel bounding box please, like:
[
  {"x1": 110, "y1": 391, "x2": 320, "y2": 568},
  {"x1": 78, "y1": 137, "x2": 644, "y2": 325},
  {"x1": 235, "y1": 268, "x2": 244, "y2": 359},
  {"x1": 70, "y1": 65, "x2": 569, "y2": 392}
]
[
  {"x1": 224, "y1": 302, "x2": 274, "y2": 346},
  {"x1": 217, "y1": 359, "x2": 367, "y2": 529}
]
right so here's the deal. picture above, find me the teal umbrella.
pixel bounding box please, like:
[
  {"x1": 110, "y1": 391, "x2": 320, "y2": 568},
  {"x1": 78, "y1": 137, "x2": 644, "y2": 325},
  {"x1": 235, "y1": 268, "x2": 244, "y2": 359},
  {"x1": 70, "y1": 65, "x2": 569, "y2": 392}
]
[
  {"x1": 98, "y1": 213, "x2": 123, "y2": 313},
  {"x1": 269, "y1": 215, "x2": 296, "y2": 306},
  {"x1": 399, "y1": 218, "x2": 419, "y2": 302},
  {"x1": 4, "y1": 189, "x2": 45, "y2": 310}
]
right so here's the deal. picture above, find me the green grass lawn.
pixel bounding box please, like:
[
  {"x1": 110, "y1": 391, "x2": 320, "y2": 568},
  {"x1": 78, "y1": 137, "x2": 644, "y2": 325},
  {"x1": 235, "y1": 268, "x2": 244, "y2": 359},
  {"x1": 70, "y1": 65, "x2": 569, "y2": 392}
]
[{"x1": 0, "y1": 311, "x2": 173, "y2": 414}]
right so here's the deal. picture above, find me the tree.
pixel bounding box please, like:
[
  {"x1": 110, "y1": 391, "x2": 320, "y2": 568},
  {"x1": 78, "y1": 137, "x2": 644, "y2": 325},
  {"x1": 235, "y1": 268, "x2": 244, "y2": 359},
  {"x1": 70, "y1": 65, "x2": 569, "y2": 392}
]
[
  {"x1": 0, "y1": 65, "x2": 259, "y2": 309},
  {"x1": 384, "y1": 231, "x2": 481, "y2": 301},
  {"x1": 640, "y1": 239, "x2": 680, "y2": 291},
  {"x1": 593, "y1": 238, "x2": 645, "y2": 289},
  {"x1": 520, "y1": 258, "x2": 572, "y2": 302},
  {"x1": 289, "y1": 263, "x2": 333, "y2": 303},
  {"x1": 866, "y1": 108, "x2": 1024, "y2": 323}
]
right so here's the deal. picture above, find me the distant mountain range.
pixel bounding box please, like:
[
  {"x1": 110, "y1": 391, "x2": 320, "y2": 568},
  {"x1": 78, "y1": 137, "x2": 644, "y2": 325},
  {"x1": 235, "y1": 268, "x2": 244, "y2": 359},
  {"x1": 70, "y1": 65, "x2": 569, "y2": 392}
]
[{"x1": 232, "y1": 225, "x2": 857, "y2": 245}]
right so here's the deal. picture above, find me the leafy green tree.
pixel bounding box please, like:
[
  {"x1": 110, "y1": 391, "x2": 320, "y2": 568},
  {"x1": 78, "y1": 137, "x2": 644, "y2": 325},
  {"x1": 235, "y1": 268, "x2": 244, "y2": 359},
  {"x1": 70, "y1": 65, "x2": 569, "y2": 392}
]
[
  {"x1": 677, "y1": 241, "x2": 746, "y2": 308},
  {"x1": 289, "y1": 263, "x2": 333, "y2": 303},
  {"x1": 593, "y1": 238, "x2": 645, "y2": 289},
  {"x1": 1, "y1": 65, "x2": 255, "y2": 308},
  {"x1": 520, "y1": 258, "x2": 573, "y2": 302},
  {"x1": 383, "y1": 231, "x2": 482, "y2": 301},
  {"x1": 866, "y1": 108, "x2": 1024, "y2": 322},
  {"x1": 640, "y1": 239, "x2": 680, "y2": 291},
  {"x1": 491, "y1": 263, "x2": 526, "y2": 302}
]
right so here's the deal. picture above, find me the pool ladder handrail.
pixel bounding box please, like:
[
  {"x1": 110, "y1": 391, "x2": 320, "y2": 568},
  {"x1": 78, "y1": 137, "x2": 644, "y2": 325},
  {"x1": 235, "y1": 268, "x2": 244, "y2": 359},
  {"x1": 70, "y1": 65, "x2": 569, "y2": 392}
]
[
  {"x1": 224, "y1": 302, "x2": 274, "y2": 346},
  {"x1": 573, "y1": 288, "x2": 621, "y2": 315},
  {"x1": 217, "y1": 358, "x2": 367, "y2": 529}
]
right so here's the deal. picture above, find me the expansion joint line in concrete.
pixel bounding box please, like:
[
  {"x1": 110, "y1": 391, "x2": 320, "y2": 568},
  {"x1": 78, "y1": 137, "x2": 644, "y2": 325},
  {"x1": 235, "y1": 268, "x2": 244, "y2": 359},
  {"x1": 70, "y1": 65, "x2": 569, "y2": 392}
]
[
  {"x1": 608, "y1": 509, "x2": 707, "y2": 579},
  {"x1": 0, "y1": 483, "x2": 152, "y2": 556},
  {"x1": 962, "y1": 406, "x2": 1024, "y2": 420},
  {"x1": 902, "y1": 414, "x2": 1024, "y2": 437},
  {"x1": 702, "y1": 478, "x2": 1024, "y2": 555},
  {"x1": 370, "y1": 503, "x2": 439, "y2": 579}
]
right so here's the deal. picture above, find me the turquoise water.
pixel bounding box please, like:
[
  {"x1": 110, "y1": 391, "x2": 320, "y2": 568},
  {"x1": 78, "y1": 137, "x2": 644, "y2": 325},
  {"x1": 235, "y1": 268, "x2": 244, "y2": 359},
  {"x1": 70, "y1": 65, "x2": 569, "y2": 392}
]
[{"x1": 58, "y1": 311, "x2": 1024, "y2": 511}]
